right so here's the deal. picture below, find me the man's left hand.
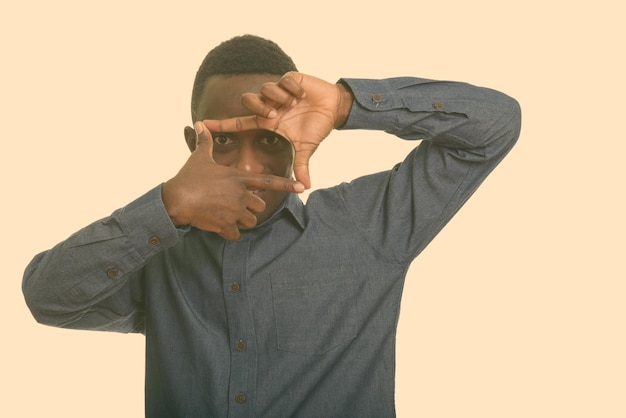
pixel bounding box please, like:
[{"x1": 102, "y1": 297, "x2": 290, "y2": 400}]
[{"x1": 200, "y1": 72, "x2": 353, "y2": 189}]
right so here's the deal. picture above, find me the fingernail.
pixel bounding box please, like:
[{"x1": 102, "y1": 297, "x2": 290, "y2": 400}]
[
  {"x1": 267, "y1": 110, "x2": 277, "y2": 119},
  {"x1": 294, "y1": 182, "x2": 305, "y2": 193},
  {"x1": 195, "y1": 122, "x2": 204, "y2": 135}
]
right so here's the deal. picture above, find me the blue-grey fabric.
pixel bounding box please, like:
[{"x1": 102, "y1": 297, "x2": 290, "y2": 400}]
[{"x1": 23, "y1": 77, "x2": 521, "y2": 417}]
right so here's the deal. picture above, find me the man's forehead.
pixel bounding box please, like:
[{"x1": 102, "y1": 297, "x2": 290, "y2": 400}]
[{"x1": 197, "y1": 74, "x2": 281, "y2": 120}]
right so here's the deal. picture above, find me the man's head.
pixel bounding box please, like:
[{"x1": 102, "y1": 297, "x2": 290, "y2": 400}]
[
  {"x1": 184, "y1": 35, "x2": 298, "y2": 225},
  {"x1": 189, "y1": 34, "x2": 298, "y2": 123}
]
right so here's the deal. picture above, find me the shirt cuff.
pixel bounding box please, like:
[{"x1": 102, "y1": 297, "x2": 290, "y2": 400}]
[
  {"x1": 338, "y1": 77, "x2": 475, "y2": 133},
  {"x1": 338, "y1": 78, "x2": 402, "y2": 132},
  {"x1": 116, "y1": 184, "x2": 184, "y2": 260}
]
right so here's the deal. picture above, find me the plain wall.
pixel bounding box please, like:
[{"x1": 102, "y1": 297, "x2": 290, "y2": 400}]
[{"x1": 1, "y1": 1, "x2": 624, "y2": 416}]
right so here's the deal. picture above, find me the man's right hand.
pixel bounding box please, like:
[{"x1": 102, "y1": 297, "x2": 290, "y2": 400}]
[{"x1": 161, "y1": 122, "x2": 304, "y2": 240}]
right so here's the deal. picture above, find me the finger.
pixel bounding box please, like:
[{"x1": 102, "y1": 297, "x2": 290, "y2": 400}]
[
  {"x1": 202, "y1": 116, "x2": 270, "y2": 135},
  {"x1": 240, "y1": 173, "x2": 305, "y2": 193},
  {"x1": 237, "y1": 212, "x2": 258, "y2": 230},
  {"x1": 240, "y1": 93, "x2": 279, "y2": 119},
  {"x1": 278, "y1": 72, "x2": 306, "y2": 99},
  {"x1": 292, "y1": 148, "x2": 315, "y2": 190},
  {"x1": 259, "y1": 83, "x2": 297, "y2": 108},
  {"x1": 194, "y1": 121, "x2": 216, "y2": 160},
  {"x1": 218, "y1": 224, "x2": 241, "y2": 241},
  {"x1": 245, "y1": 192, "x2": 266, "y2": 214}
]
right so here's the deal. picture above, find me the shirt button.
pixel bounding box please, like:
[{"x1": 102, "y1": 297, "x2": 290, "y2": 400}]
[
  {"x1": 236, "y1": 339, "x2": 247, "y2": 352},
  {"x1": 433, "y1": 101, "x2": 445, "y2": 110},
  {"x1": 148, "y1": 236, "x2": 161, "y2": 247},
  {"x1": 372, "y1": 93, "x2": 383, "y2": 103},
  {"x1": 235, "y1": 392, "x2": 247, "y2": 404},
  {"x1": 230, "y1": 282, "x2": 241, "y2": 293},
  {"x1": 106, "y1": 268, "x2": 119, "y2": 279}
]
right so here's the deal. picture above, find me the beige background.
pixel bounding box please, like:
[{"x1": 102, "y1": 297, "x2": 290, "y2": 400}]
[{"x1": 1, "y1": 1, "x2": 624, "y2": 416}]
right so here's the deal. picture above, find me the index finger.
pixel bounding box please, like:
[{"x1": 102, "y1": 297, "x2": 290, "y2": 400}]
[
  {"x1": 239, "y1": 172, "x2": 305, "y2": 194},
  {"x1": 201, "y1": 116, "x2": 275, "y2": 135}
]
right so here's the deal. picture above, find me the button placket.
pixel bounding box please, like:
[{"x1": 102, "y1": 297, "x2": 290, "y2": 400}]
[{"x1": 222, "y1": 238, "x2": 256, "y2": 415}]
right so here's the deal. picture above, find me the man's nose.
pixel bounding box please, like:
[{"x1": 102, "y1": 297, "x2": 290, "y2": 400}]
[{"x1": 234, "y1": 143, "x2": 264, "y2": 174}]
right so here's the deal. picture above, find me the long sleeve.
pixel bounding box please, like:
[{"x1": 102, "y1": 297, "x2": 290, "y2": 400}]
[
  {"x1": 22, "y1": 77, "x2": 521, "y2": 333},
  {"x1": 334, "y1": 77, "x2": 521, "y2": 265},
  {"x1": 22, "y1": 185, "x2": 183, "y2": 332}
]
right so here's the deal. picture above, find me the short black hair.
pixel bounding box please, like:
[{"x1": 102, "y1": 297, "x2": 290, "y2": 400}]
[{"x1": 190, "y1": 34, "x2": 298, "y2": 121}]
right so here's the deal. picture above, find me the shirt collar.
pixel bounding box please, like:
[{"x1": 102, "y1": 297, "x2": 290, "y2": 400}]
[
  {"x1": 259, "y1": 192, "x2": 306, "y2": 231},
  {"x1": 281, "y1": 192, "x2": 306, "y2": 230}
]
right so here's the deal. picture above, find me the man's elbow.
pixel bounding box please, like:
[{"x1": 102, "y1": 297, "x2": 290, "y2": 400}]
[
  {"x1": 22, "y1": 258, "x2": 63, "y2": 327},
  {"x1": 492, "y1": 92, "x2": 522, "y2": 151},
  {"x1": 506, "y1": 96, "x2": 522, "y2": 148},
  {"x1": 22, "y1": 276, "x2": 54, "y2": 327}
]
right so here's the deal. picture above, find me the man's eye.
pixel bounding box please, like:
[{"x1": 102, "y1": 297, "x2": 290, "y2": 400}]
[
  {"x1": 260, "y1": 136, "x2": 282, "y2": 146},
  {"x1": 213, "y1": 135, "x2": 233, "y2": 145}
]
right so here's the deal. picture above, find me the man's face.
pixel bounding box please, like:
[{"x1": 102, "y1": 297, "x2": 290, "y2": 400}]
[{"x1": 186, "y1": 74, "x2": 294, "y2": 225}]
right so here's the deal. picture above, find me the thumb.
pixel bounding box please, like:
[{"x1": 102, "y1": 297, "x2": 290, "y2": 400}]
[
  {"x1": 292, "y1": 148, "x2": 313, "y2": 190},
  {"x1": 193, "y1": 121, "x2": 215, "y2": 161}
]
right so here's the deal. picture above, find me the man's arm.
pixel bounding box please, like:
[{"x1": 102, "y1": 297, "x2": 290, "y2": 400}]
[
  {"x1": 22, "y1": 186, "x2": 178, "y2": 332},
  {"x1": 23, "y1": 136, "x2": 305, "y2": 331},
  {"x1": 335, "y1": 76, "x2": 521, "y2": 263},
  {"x1": 203, "y1": 73, "x2": 521, "y2": 264}
]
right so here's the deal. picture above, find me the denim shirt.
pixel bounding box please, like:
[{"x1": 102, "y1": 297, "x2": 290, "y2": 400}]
[{"x1": 23, "y1": 77, "x2": 521, "y2": 417}]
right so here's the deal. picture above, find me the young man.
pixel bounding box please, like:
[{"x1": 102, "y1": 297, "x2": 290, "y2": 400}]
[{"x1": 23, "y1": 35, "x2": 521, "y2": 417}]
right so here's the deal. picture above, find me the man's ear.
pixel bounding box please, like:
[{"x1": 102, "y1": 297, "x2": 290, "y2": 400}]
[{"x1": 183, "y1": 126, "x2": 197, "y2": 152}]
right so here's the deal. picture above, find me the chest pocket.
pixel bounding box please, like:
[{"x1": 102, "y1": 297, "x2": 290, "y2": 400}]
[{"x1": 270, "y1": 273, "x2": 358, "y2": 356}]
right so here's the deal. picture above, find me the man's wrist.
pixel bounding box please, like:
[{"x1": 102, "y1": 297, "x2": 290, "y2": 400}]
[
  {"x1": 334, "y1": 82, "x2": 354, "y2": 129},
  {"x1": 161, "y1": 181, "x2": 191, "y2": 227}
]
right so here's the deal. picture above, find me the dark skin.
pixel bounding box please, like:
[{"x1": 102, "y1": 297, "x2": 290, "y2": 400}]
[{"x1": 162, "y1": 72, "x2": 353, "y2": 240}]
